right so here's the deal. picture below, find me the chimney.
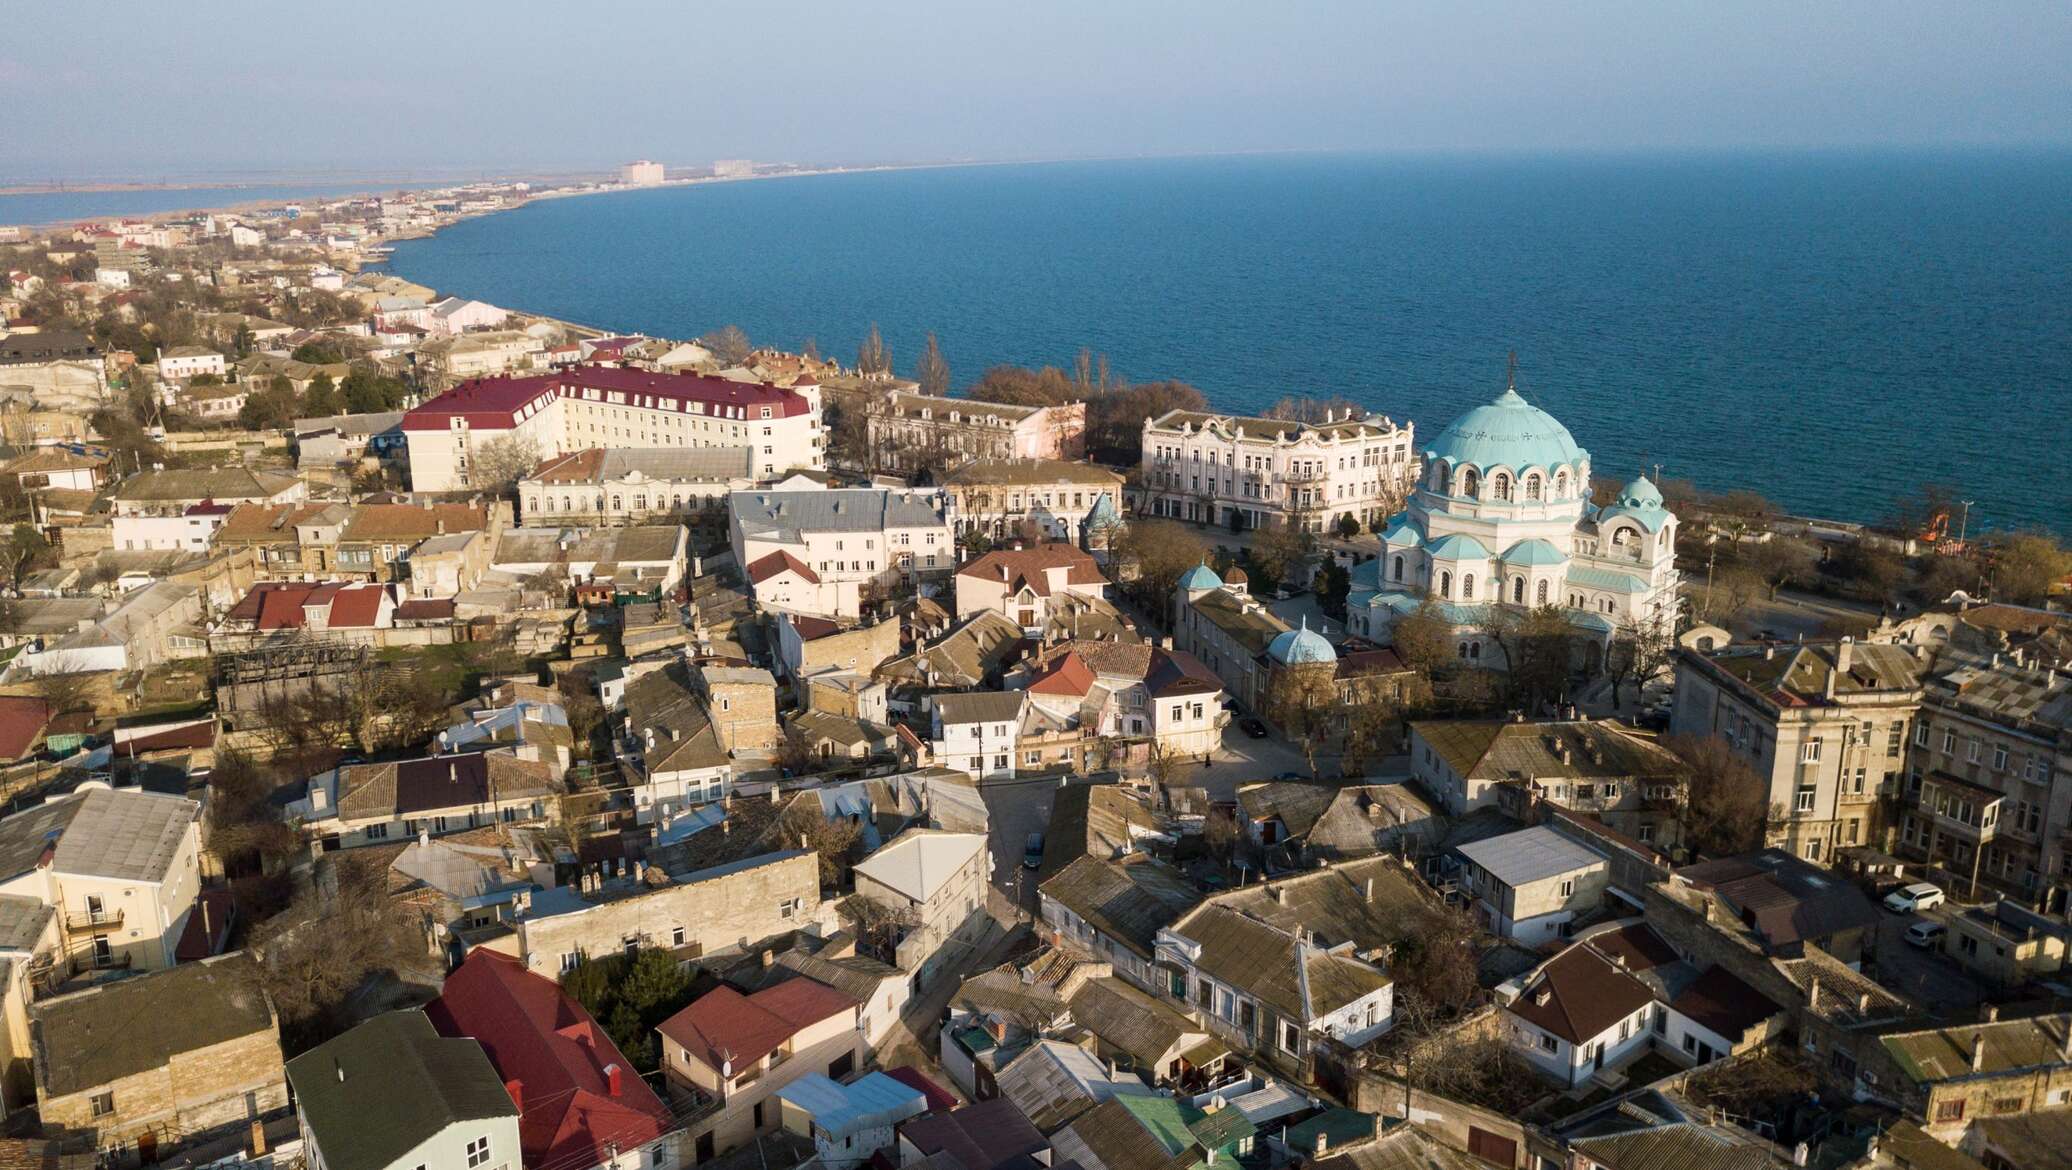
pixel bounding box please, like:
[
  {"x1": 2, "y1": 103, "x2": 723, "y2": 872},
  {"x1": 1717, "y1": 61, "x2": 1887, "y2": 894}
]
[
  {"x1": 1970, "y1": 1033, "x2": 1984, "y2": 1072},
  {"x1": 506, "y1": 1078, "x2": 524, "y2": 1114},
  {"x1": 1314, "y1": 1133, "x2": 1329, "y2": 1157},
  {"x1": 1984, "y1": 1005, "x2": 1999, "y2": 1023},
  {"x1": 250, "y1": 1119, "x2": 268, "y2": 1157},
  {"x1": 1271, "y1": 884, "x2": 1285, "y2": 905},
  {"x1": 1836, "y1": 636, "x2": 1854, "y2": 675},
  {"x1": 605, "y1": 1063, "x2": 624, "y2": 1097},
  {"x1": 1364, "y1": 877, "x2": 1376, "y2": 903},
  {"x1": 1807, "y1": 979, "x2": 1820, "y2": 1012},
  {"x1": 761, "y1": 948, "x2": 775, "y2": 968}
]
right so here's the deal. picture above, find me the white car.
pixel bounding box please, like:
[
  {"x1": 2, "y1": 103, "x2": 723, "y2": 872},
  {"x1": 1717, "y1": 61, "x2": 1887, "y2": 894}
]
[
  {"x1": 1905, "y1": 921, "x2": 1947, "y2": 948},
  {"x1": 1884, "y1": 882, "x2": 1945, "y2": 914}
]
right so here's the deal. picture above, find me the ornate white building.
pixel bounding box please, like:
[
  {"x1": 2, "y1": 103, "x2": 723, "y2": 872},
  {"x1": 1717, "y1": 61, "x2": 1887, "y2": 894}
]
[
  {"x1": 1348, "y1": 384, "x2": 1680, "y2": 664},
  {"x1": 1138, "y1": 409, "x2": 1417, "y2": 533}
]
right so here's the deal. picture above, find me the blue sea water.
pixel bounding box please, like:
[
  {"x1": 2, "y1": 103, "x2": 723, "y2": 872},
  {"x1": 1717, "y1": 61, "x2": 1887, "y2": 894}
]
[
  {"x1": 382, "y1": 152, "x2": 2072, "y2": 534},
  {"x1": 0, "y1": 181, "x2": 446, "y2": 225}
]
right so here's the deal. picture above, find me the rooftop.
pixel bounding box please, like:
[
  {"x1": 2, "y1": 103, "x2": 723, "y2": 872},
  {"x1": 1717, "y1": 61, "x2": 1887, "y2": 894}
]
[
  {"x1": 1456, "y1": 824, "x2": 1607, "y2": 887},
  {"x1": 285, "y1": 1011, "x2": 517, "y2": 1170},
  {"x1": 32, "y1": 952, "x2": 275, "y2": 1098}
]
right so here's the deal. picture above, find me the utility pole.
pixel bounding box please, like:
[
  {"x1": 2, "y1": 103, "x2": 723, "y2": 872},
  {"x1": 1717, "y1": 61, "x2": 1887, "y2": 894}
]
[{"x1": 1958, "y1": 500, "x2": 1974, "y2": 547}]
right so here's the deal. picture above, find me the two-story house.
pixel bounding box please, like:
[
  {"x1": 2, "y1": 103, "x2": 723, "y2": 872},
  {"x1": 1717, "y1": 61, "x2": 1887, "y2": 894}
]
[
  {"x1": 851, "y1": 829, "x2": 990, "y2": 989},
  {"x1": 930, "y1": 692, "x2": 1027, "y2": 781},
  {"x1": 285, "y1": 1011, "x2": 521, "y2": 1170},
  {"x1": 1453, "y1": 825, "x2": 1610, "y2": 946},
  {"x1": 659, "y1": 976, "x2": 865, "y2": 1162},
  {"x1": 0, "y1": 787, "x2": 203, "y2": 980},
  {"x1": 953, "y1": 543, "x2": 1109, "y2": 632}
]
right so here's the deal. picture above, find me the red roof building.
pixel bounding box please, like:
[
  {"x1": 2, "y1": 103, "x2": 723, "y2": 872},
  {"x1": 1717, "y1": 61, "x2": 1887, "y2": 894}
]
[
  {"x1": 426, "y1": 950, "x2": 677, "y2": 1170},
  {"x1": 657, "y1": 977, "x2": 858, "y2": 1073},
  {"x1": 746, "y1": 550, "x2": 820, "y2": 586},
  {"x1": 402, "y1": 367, "x2": 817, "y2": 433},
  {"x1": 0, "y1": 696, "x2": 50, "y2": 762}
]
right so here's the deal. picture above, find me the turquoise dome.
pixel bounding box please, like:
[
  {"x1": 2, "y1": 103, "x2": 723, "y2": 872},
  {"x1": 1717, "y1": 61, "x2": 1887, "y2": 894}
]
[
  {"x1": 1425, "y1": 533, "x2": 1492, "y2": 561},
  {"x1": 1598, "y1": 474, "x2": 1673, "y2": 532},
  {"x1": 1178, "y1": 562, "x2": 1223, "y2": 591},
  {"x1": 1087, "y1": 492, "x2": 1120, "y2": 525},
  {"x1": 1268, "y1": 618, "x2": 1337, "y2": 665},
  {"x1": 1501, "y1": 538, "x2": 1567, "y2": 566},
  {"x1": 1424, "y1": 386, "x2": 1589, "y2": 473},
  {"x1": 1380, "y1": 512, "x2": 1423, "y2": 547}
]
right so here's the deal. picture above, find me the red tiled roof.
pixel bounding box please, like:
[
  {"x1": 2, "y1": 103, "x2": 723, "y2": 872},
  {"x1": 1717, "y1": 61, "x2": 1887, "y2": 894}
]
[
  {"x1": 957, "y1": 543, "x2": 1106, "y2": 592},
  {"x1": 658, "y1": 976, "x2": 857, "y2": 1071},
  {"x1": 402, "y1": 367, "x2": 815, "y2": 431},
  {"x1": 116, "y1": 718, "x2": 215, "y2": 757},
  {"x1": 427, "y1": 950, "x2": 673, "y2": 1170},
  {"x1": 395, "y1": 598, "x2": 457, "y2": 622},
  {"x1": 1027, "y1": 651, "x2": 1096, "y2": 697},
  {"x1": 787, "y1": 615, "x2": 842, "y2": 640},
  {"x1": 748, "y1": 550, "x2": 820, "y2": 585},
  {"x1": 325, "y1": 584, "x2": 388, "y2": 628},
  {"x1": 1506, "y1": 942, "x2": 1654, "y2": 1045},
  {"x1": 0, "y1": 696, "x2": 50, "y2": 761},
  {"x1": 233, "y1": 582, "x2": 342, "y2": 630}
]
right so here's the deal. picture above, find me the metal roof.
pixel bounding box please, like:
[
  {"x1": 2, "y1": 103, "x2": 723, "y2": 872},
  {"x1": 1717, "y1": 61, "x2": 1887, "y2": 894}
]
[{"x1": 1455, "y1": 824, "x2": 1605, "y2": 887}]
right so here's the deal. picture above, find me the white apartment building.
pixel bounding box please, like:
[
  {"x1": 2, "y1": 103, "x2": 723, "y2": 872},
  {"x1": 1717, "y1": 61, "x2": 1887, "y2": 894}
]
[
  {"x1": 520, "y1": 446, "x2": 756, "y2": 525},
  {"x1": 1139, "y1": 408, "x2": 1416, "y2": 533},
  {"x1": 402, "y1": 366, "x2": 823, "y2": 491},
  {"x1": 156, "y1": 346, "x2": 226, "y2": 382},
  {"x1": 729, "y1": 484, "x2": 955, "y2": 620},
  {"x1": 930, "y1": 691, "x2": 1027, "y2": 781}
]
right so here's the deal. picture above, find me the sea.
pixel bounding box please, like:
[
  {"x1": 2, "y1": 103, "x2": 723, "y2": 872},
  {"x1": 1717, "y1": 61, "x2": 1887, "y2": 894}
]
[{"x1": 377, "y1": 151, "x2": 2063, "y2": 535}]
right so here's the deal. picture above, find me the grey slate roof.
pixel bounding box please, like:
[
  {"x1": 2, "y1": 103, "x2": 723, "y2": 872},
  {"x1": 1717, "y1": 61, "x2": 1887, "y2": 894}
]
[
  {"x1": 729, "y1": 487, "x2": 947, "y2": 543},
  {"x1": 0, "y1": 895, "x2": 53, "y2": 953},
  {"x1": 1568, "y1": 1121, "x2": 1787, "y2": 1170},
  {"x1": 1040, "y1": 856, "x2": 1198, "y2": 959},
  {"x1": 935, "y1": 690, "x2": 1028, "y2": 726},
  {"x1": 111, "y1": 467, "x2": 299, "y2": 502},
  {"x1": 0, "y1": 788, "x2": 197, "y2": 886},
  {"x1": 285, "y1": 1011, "x2": 516, "y2": 1170}
]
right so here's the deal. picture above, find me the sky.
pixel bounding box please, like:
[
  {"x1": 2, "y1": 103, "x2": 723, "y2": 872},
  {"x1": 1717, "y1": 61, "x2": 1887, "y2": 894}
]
[{"x1": 4, "y1": 1, "x2": 2068, "y2": 182}]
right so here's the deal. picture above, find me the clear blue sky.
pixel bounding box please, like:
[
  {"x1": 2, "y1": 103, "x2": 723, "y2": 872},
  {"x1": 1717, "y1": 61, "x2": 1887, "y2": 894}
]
[{"x1": 5, "y1": 1, "x2": 2067, "y2": 181}]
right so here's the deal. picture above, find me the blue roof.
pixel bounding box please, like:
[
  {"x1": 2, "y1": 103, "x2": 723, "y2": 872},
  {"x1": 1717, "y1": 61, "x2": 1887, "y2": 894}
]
[
  {"x1": 776, "y1": 1072, "x2": 925, "y2": 1138},
  {"x1": 1425, "y1": 533, "x2": 1492, "y2": 561},
  {"x1": 1349, "y1": 559, "x2": 1382, "y2": 590},
  {"x1": 1596, "y1": 475, "x2": 1673, "y2": 533},
  {"x1": 1087, "y1": 492, "x2": 1120, "y2": 524},
  {"x1": 1267, "y1": 617, "x2": 1337, "y2": 665},
  {"x1": 1567, "y1": 565, "x2": 1650, "y2": 593},
  {"x1": 1423, "y1": 386, "x2": 1589, "y2": 474},
  {"x1": 1178, "y1": 562, "x2": 1223, "y2": 591},
  {"x1": 1500, "y1": 538, "x2": 1566, "y2": 566},
  {"x1": 1369, "y1": 590, "x2": 1487, "y2": 626}
]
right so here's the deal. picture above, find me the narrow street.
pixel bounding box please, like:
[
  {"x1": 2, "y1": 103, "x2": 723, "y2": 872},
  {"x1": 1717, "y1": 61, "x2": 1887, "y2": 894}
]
[{"x1": 872, "y1": 905, "x2": 1033, "y2": 1095}]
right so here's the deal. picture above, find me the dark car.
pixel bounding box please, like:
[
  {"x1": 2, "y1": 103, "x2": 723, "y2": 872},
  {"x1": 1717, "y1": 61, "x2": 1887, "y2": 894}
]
[{"x1": 1241, "y1": 718, "x2": 1270, "y2": 739}]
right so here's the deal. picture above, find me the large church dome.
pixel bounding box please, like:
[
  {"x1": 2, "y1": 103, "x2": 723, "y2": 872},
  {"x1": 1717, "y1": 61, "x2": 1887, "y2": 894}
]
[{"x1": 1423, "y1": 386, "x2": 1589, "y2": 473}]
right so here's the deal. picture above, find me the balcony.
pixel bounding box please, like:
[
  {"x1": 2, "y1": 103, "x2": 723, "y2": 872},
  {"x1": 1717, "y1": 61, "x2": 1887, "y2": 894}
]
[
  {"x1": 1915, "y1": 771, "x2": 2003, "y2": 845},
  {"x1": 62, "y1": 908, "x2": 124, "y2": 934}
]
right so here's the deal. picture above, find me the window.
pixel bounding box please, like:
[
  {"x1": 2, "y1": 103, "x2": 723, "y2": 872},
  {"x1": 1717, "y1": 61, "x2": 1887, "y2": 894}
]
[
  {"x1": 1559, "y1": 878, "x2": 1576, "y2": 897},
  {"x1": 1942, "y1": 729, "x2": 1957, "y2": 754},
  {"x1": 781, "y1": 897, "x2": 803, "y2": 919},
  {"x1": 1993, "y1": 744, "x2": 2009, "y2": 770},
  {"x1": 466, "y1": 1137, "x2": 491, "y2": 1168},
  {"x1": 1801, "y1": 739, "x2": 1823, "y2": 763},
  {"x1": 672, "y1": 926, "x2": 686, "y2": 946},
  {"x1": 90, "y1": 1092, "x2": 114, "y2": 1117},
  {"x1": 561, "y1": 950, "x2": 585, "y2": 973},
  {"x1": 1539, "y1": 1032, "x2": 1558, "y2": 1052},
  {"x1": 1795, "y1": 783, "x2": 1817, "y2": 813},
  {"x1": 1280, "y1": 1019, "x2": 1301, "y2": 1054},
  {"x1": 1935, "y1": 1099, "x2": 1965, "y2": 1123},
  {"x1": 1915, "y1": 722, "x2": 1930, "y2": 747}
]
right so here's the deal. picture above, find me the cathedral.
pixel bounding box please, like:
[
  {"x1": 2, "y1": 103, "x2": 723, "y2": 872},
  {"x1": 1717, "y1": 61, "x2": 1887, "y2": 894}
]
[{"x1": 1348, "y1": 382, "x2": 1681, "y2": 665}]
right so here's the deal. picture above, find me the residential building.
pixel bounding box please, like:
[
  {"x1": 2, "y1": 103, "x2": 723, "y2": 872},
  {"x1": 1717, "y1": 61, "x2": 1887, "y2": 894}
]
[
  {"x1": 730, "y1": 485, "x2": 955, "y2": 620},
  {"x1": 1138, "y1": 406, "x2": 1415, "y2": 533},
  {"x1": 1050, "y1": 1087, "x2": 1257, "y2": 1170},
  {"x1": 8, "y1": 580, "x2": 203, "y2": 679},
  {"x1": 29, "y1": 953, "x2": 288, "y2": 1164},
  {"x1": 427, "y1": 296, "x2": 510, "y2": 335},
  {"x1": 776, "y1": 1071, "x2": 928, "y2": 1169},
  {"x1": 697, "y1": 665, "x2": 782, "y2": 754},
  {"x1": 1499, "y1": 937, "x2": 1658, "y2": 1088},
  {"x1": 1234, "y1": 781, "x2": 1440, "y2": 862},
  {"x1": 869, "y1": 390, "x2": 1084, "y2": 472},
  {"x1": 0, "y1": 786, "x2": 203, "y2": 978},
  {"x1": 418, "y1": 330, "x2": 546, "y2": 384},
  {"x1": 214, "y1": 580, "x2": 398, "y2": 645},
  {"x1": 1876, "y1": 1013, "x2": 2072, "y2": 1149},
  {"x1": 1940, "y1": 901, "x2": 2068, "y2": 987},
  {"x1": 285, "y1": 1010, "x2": 521, "y2": 1170},
  {"x1": 290, "y1": 752, "x2": 562, "y2": 848},
  {"x1": 996, "y1": 1038, "x2": 1155, "y2": 1134},
  {"x1": 110, "y1": 468, "x2": 305, "y2": 553},
  {"x1": 1454, "y1": 825, "x2": 1610, "y2": 945},
  {"x1": 334, "y1": 502, "x2": 497, "y2": 583},
  {"x1": 931, "y1": 691, "x2": 1028, "y2": 781},
  {"x1": 427, "y1": 949, "x2": 681, "y2": 1170},
  {"x1": 1409, "y1": 716, "x2": 1689, "y2": 849},
  {"x1": 939, "y1": 458, "x2": 1126, "y2": 545},
  {"x1": 1021, "y1": 641, "x2": 1227, "y2": 757},
  {"x1": 491, "y1": 525, "x2": 689, "y2": 599},
  {"x1": 851, "y1": 828, "x2": 991, "y2": 987},
  {"x1": 1354, "y1": 385, "x2": 1679, "y2": 660},
  {"x1": 155, "y1": 346, "x2": 224, "y2": 382},
  {"x1": 774, "y1": 613, "x2": 903, "y2": 687},
  {"x1": 494, "y1": 851, "x2": 819, "y2": 980},
  {"x1": 898, "y1": 1097, "x2": 1052, "y2": 1170},
  {"x1": 618, "y1": 665, "x2": 733, "y2": 822},
  {"x1": 658, "y1": 976, "x2": 866, "y2": 1161},
  {"x1": 1897, "y1": 654, "x2": 2072, "y2": 910},
  {"x1": 1672, "y1": 639, "x2": 1927, "y2": 861},
  {"x1": 0, "y1": 447, "x2": 107, "y2": 493},
  {"x1": 954, "y1": 542, "x2": 1108, "y2": 630},
  {"x1": 1670, "y1": 849, "x2": 1883, "y2": 963},
  {"x1": 621, "y1": 160, "x2": 666, "y2": 186},
  {"x1": 402, "y1": 367, "x2": 823, "y2": 492},
  {"x1": 520, "y1": 446, "x2": 756, "y2": 525}
]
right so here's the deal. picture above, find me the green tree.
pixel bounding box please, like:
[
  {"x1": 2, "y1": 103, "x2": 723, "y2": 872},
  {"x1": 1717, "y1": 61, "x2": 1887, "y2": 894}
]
[
  {"x1": 1991, "y1": 533, "x2": 2071, "y2": 606},
  {"x1": 917, "y1": 332, "x2": 950, "y2": 397},
  {"x1": 1334, "y1": 514, "x2": 1361, "y2": 541},
  {"x1": 1315, "y1": 560, "x2": 1351, "y2": 615},
  {"x1": 290, "y1": 341, "x2": 345, "y2": 365},
  {"x1": 341, "y1": 367, "x2": 405, "y2": 414},
  {"x1": 239, "y1": 382, "x2": 298, "y2": 430},
  {"x1": 302, "y1": 371, "x2": 339, "y2": 416}
]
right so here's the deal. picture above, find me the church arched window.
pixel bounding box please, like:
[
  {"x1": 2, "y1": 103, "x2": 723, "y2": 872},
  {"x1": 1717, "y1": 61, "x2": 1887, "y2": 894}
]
[
  {"x1": 1554, "y1": 470, "x2": 1570, "y2": 498},
  {"x1": 1536, "y1": 580, "x2": 1549, "y2": 604},
  {"x1": 1458, "y1": 642, "x2": 1470, "y2": 659},
  {"x1": 1469, "y1": 642, "x2": 1482, "y2": 660},
  {"x1": 1493, "y1": 473, "x2": 1512, "y2": 501},
  {"x1": 1525, "y1": 474, "x2": 1542, "y2": 501},
  {"x1": 1391, "y1": 555, "x2": 1404, "y2": 582},
  {"x1": 1462, "y1": 573, "x2": 1475, "y2": 599},
  {"x1": 1512, "y1": 577, "x2": 1525, "y2": 604},
  {"x1": 1440, "y1": 571, "x2": 1453, "y2": 598},
  {"x1": 1458, "y1": 468, "x2": 1479, "y2": 497}
]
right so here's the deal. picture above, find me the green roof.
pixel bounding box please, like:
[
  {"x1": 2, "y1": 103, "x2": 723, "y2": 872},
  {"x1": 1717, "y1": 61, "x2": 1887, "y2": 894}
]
[
  {"x1": 284, "y1": 1011, "x2": 516, "y2": 1170},
  {"x1": 1118, "y1": 1094, "x2": 1205, "y2": 1156},
  {"x1": 1283, "y1": 1108, "x2": 1384, "y2": 1151},
  {"x1": 1566, "y1": 565, "x2": 1649, "y2": 593}
]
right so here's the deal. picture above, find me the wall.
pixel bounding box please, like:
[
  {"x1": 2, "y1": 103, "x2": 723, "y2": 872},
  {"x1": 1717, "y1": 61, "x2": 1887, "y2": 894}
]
[
  {"x1": 38, "y1": 1027, "x2": 288, "y2": 1160},
  {"x1": 509, "y1": 852, "x2": 818, "y2": 977}
]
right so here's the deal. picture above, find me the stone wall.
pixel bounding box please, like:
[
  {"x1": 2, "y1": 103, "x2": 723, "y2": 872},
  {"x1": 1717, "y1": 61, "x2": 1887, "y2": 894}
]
[
  {"x1": 511, "y1": 851, "x2": 819, "y2": 977},
  {"x1": 39, "y1": 1027, "x2": 288, "y2": 1162}
]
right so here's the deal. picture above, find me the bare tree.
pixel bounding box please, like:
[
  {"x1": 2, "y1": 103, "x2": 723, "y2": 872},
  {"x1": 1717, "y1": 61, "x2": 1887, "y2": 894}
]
[
  {"x1": 1602, "y1": 617, "x2": 1674, "y2": 712},
  {"x1": 696, "y1": 324, "x2": 752, "y2": 366},
  {"x1": 1664, "y1": 733, "x2": 1769, "y2": 857},
  {"x1": 469, "y1": 433, "x2": 543, "y2": 494},
  {"x1": 916, "y1": 332, "x2": 950, "y2": 398},
  {"x1": 857, "y1": 323, "x2": 891, "y2": 378},
  {"x1": 1262, "y1": 663, "x2": 1341, "y2": 779},
  {"x1": 1390, "y1": 598, "x2": 1454, "y2": 677},
  {"x1": 1261, "y1": 396, "x2": 1365, "y2": 424},
  {"x1": 254, "y1": 852, "x2": 425, "y2": 1050},
  {"x1": 781, "y1": 799, "x2": 865, "y2": 888},
  {"x1": 1744, "y1": 536, "x2": 1820, "y2": 600}
]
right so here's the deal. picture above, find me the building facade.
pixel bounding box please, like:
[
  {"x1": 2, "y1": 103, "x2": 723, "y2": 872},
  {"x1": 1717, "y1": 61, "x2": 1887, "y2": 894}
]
[
  {"x1": 1138, "y1": 408, "x2": 1416, "y2": 533},
  {"x1": 938, "y1": 458, "x2": 1125, "y2": 545}
]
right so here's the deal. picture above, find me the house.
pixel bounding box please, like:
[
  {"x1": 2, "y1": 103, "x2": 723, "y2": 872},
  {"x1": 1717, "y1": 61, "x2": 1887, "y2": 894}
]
[
  {"x1": 521, "y1": 446, "x2": 757, "y2": 526},
  {"x1": 490, "y1": 525, "x2": 689, "y2": 600},
  {"x1": 619, "y1": 666, "x2": 733, "y2": 823},
  {"x1": 1499, "y1": 938, "x2": 1658, "y2": 1088},
  {"x1": 437, "y1": 682, "x2": 576, "y2": 778},
  {"x1": 1454, "y1": 825, "x2": 1611, "y2": 945},
  {"x1": 426, "y1": 949, "x2": 681, "y2": 1170},
  {"x1": 214, "y1": 581, "x2": 398, "y2": 644},
  {"x1": 931, "y1": 691, "x2": 1029, "y2": 781},
  {"x1": 385, "y1": 835, "x2": 538, "y2": 959},
  {"x1": 851, "y1": 828, "x2": 991, "y2": 988},
  {"x1": 1238, "y1": 781, "x2": 1440, "y2": 862},
  {"x1": 1409, "y1": 716, "x2": 1691, "y2": 850},
  {"x1": 495, "y1": 851, "x2": 820, "y2": 981},
  {"x1": 658, "y1": 975, "x2": 866, "y2": 1161},
  {"x1": 1876, "y1": 1012, "x2": 2072, "y2": 1149},
  {"x1": 1020, "y1": 641, "x2": 1226, "y2": 758},
  {"x1": 997, "y1": 1038, "x2": 1155, "y2": 1135},
  {"x1": 110, "y1": 468, "x2": 305, "y2": 554},
  {"x1": 285, "y1": 1010, "x2": 521, "y2": 1170},
  {"x1": 1039, "y1": 856, "x2": 1200, "y2": 990},
  {"x1": 729, "y1": 486, "x2": 956, "y2": 620},
  {"x1": 898, "y1": 1097, "x2": 1051, "y2": 1170},
  {"x1": 428, "y1": 296, "x2": 510, "y2": 335},
  {"x1": 954, "y1": 543, "x2": 1109, "y2": 630},
  {"x1": 1671, "y1": 639, "x2": 1926, "y2": 862},
  {"x1": 334, "y1": 502, "x2": 496, "y2": 583},
  {"x1": 8, "y1": 580, "x2": 203, "y2": 679},
  {"x1": 1940, "y1": 900, "x2": 2068, "y2": 987},
  {"x1": 878, "y1": 611, "x2": 1030, "y2": 704},
  {"x1": 29, "y1": 953, "x2": 288, "y2": 1165},
  {"x1": 697, "y1": 664, "x2": 781, "y2": 754},
  {"x1": 868, "y1": 390, "x2": 1085, "y2": 472},
  {"x1": 210, "y1": 501, "x2": 352, "y2": 577},
  {"x1": 777, "y1": 1072, "x2": 928, "y2": 1169},
  {"x1": 0, "y1": 447, "x2": 107, "y2": 493},
  {"x1": 940, "y1": 457, "x2": 1126, "y2": 546},
  {"x1": 0, "y1": 786, "x2": 203, "y2": 978},
  {"x1": 1050, "y1": 1093, "x2": 1256, "y2": 1170},
  {"x1": 1670, "y1": 848, "x2": 1882, "y2": 963},
  {"x1": 728, "y1": 937, "x2": 913, "y2": 1046},
  {"x1": 292, "y1": 410, "x2": 407, "y2": 470},
  {"x1": 155, "y1": 346, "x2": 224, "y2": 382},
  {"x1": 774, "y1": 612, "x2": 902, "y2": 687},
  {"x1": 290, "y1": 752, "x2": 562, "y2": 848}
]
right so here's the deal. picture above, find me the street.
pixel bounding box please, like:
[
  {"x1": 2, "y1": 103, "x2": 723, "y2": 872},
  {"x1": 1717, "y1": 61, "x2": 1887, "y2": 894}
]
[{"x1": 1868, "y1": 904, "x2": 1984, "y2": 1014}]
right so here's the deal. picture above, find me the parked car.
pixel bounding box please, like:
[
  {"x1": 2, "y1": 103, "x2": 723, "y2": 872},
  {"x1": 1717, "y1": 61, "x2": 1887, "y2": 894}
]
[
  {"x1": 1023, "y1": 832, "x2": 1044, "y2": 869},
  {"x1": 1904, "y1": 921, "x2": 1947, "y2": 948},
  {"x1": 1241, "y1": 718, "x2": 1269, "y2": 739},
  {"x1": 1884, "y1": 882, "x2": 1946, "y2": 914}
]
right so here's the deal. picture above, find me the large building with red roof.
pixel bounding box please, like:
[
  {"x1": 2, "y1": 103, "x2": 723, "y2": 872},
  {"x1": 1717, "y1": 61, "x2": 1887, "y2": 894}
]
[
  {"x1": 402, "y1": 366, "x2": 823, "y2": 491},
  {"x1": 426, "y1": 949, "x2": 681, "y2": 1170},
  {"x1": 656, "y1": 975, "x2": 864, "y2": 1161}
]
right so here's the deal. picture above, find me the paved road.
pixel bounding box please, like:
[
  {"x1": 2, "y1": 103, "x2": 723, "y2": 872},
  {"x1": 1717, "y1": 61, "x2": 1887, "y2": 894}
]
[
  {"x1": 979, "y1": 774, "x2": 1062, "y2": 912},
  {"x1": 1869, "y1": 904, "x2": 1984, "y2": 1015}
]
